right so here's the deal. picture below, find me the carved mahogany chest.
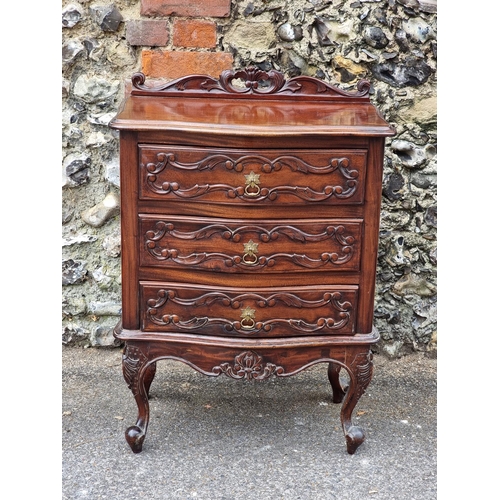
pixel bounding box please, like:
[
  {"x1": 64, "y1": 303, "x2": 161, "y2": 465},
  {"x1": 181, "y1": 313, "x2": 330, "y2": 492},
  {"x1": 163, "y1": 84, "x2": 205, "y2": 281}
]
[{"x1": 110, "y1": 67, "x2": 395, "y2": 454}]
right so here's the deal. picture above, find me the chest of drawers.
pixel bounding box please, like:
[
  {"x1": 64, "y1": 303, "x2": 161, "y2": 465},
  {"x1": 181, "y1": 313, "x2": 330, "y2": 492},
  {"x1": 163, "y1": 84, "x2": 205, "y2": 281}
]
[{"x1": 110, "y1": 67, "x2": 395, "y2": 455}]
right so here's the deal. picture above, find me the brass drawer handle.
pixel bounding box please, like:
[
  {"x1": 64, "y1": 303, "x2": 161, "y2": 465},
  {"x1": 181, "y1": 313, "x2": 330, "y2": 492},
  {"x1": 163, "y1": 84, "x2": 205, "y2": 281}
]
[
  {"x1": 244, "y1": 171, "x2": 261, "y2": 197},
  {"x1": 242, "y1": 240, "x2": 259, "y2": 265},
  {"x1": 240, "y1": 306, "x2": 256, "y2": 330}
]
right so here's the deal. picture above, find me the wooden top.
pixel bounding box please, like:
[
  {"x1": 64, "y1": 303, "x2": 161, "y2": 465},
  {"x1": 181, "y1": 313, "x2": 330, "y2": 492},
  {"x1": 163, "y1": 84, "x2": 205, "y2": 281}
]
[{"x1": 110, "y1": 68, "x2": 395, "y2": 138}]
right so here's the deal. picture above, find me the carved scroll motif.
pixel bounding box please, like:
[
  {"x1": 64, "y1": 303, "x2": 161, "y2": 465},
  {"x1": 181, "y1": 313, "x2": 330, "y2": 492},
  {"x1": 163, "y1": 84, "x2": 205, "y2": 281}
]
[
  {"x1": 131, "y1": 67, "x2": 371, "y2": 100},
  {"x1": 143, "y1": 152, "x2": 359, "y2": 201},
  {"x1": 212, "y1": 351, "x2": 285, "y2": 380},
  {"x1": 348, "y1": 351, "x2": 374, "y2": 400},
  {"x1": 144, "y1": 221, "x2": 356, "y2": 269},
  {"x1": 145, "y1": 289, "x2": 353, "y2": 335},
  {"x1": 122, "y1": 345, "x2": 149, "y2": 397}
]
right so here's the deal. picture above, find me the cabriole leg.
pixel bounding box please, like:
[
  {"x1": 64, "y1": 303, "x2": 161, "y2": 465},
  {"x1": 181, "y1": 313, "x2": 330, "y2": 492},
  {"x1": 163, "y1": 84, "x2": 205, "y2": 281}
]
[
  {"x1": 144, "y1": 362, "x2": 157, "y2": 398},
  {"x1": 122, "y1": 343, "x2": 152, "y2": 453},
  {"x1": 340, "y1": 349, "x2": 374, "y2": 454},
  {"x1": 327, "y1": 362, "x2": 347, "y2": 403}
]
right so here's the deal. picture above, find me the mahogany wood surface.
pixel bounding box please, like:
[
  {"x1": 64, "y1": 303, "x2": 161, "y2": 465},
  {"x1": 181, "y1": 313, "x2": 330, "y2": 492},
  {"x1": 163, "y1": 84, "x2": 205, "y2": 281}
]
[
  {"x1": 139, "y1": 215, "x2": 363, "y2": 273},
  {"x1": 110, "y1": 67, "x2": 395, "y2": 455},
  {"x1": 140, "y1": 282, "x2": 359, "y2": 336}
]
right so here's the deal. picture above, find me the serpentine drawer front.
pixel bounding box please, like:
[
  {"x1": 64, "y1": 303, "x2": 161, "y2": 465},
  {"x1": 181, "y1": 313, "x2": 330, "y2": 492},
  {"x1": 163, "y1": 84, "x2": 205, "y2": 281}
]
[
  {"x1": 110, "y1": 67, "x2": 395, "y2": 455},
  {"x1": 140, "y1": 282, "x2": 358, "y2": 337},
  {"x1": 139, "y1": 215, "x2": 363, "y2": 273},
  {"x1": 139, "y1": 146, "x2": 367, "y2": 205}
]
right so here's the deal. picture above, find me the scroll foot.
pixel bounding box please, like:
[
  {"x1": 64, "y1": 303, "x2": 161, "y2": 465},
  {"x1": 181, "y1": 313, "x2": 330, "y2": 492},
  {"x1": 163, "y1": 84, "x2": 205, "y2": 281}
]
[
  {"x1": 125, "y1": 425, "x2": 146, "y2": 454},
  {"x1": 345, "y1": 426, "x2": 366, "y2": 455}
]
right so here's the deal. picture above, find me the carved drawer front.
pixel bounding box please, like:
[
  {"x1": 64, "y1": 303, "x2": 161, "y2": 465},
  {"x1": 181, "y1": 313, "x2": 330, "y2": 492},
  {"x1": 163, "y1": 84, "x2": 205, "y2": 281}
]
[
  {"x1": 140, "y1": 215, "x2": 363, "y2": 273},
  {"x1": 139, "y1": 145, "x2": 367, "y2": 205},
  {"x1": 140, "y1": 282, "x2": 358, "y2": 337}
]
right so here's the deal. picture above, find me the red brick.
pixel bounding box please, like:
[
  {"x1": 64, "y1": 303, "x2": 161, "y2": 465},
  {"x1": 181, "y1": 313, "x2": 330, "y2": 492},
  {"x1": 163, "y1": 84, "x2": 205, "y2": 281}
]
[
  {"x1": 141, "y1": 0, "x2": 231, "y2": 18},
  {"x1": 126, "y1": 20, "x2": 169, "y2": 46},
  {"x1": 142, "y1": 50, "x2": 233, "y2": 79},
  {"x1": 173, "y1": 19, "x2": 217, "y2": 48}
]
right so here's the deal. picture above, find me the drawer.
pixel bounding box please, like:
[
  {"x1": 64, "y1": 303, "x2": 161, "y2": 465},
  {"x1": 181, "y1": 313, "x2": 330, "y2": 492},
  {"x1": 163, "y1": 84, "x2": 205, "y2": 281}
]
[
  {"x1": 140, "y1": 215, "x2": 362, "y2": 273},
  {"x1": 140, "y1": 282, "x2": 358, "y2": 337},
  {"x1": 139, "y1": 145, "x2": 367, "y2": 205}
]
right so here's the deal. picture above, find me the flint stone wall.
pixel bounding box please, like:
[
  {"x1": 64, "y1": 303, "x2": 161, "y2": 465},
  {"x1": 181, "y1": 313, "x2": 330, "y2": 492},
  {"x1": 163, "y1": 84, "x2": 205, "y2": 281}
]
[{"x1": 62, "y1": 0, "x2": 437, "y2": 358}]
